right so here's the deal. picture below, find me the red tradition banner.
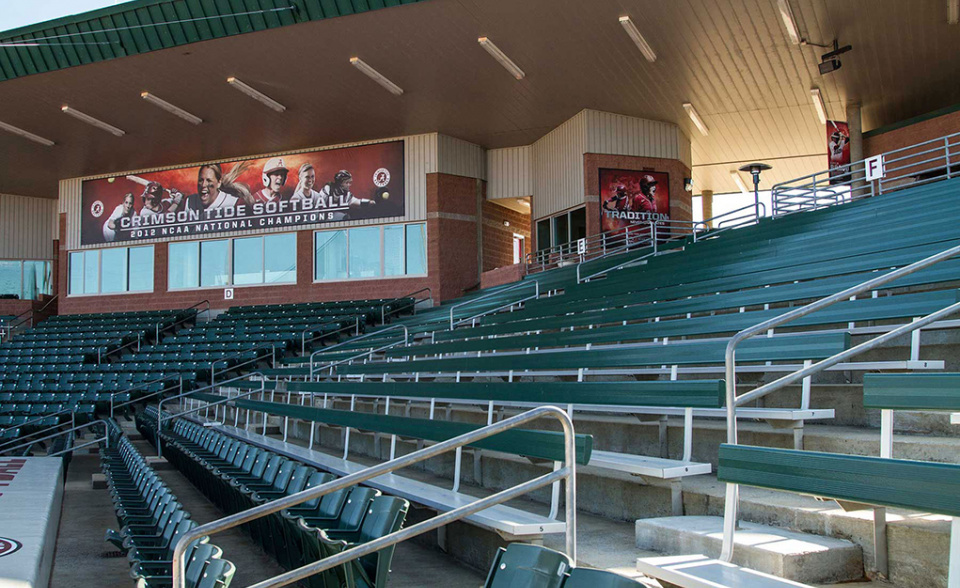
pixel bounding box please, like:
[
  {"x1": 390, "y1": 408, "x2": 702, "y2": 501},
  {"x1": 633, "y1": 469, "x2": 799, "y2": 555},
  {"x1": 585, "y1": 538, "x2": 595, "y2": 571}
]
[
  {"x1": 827, "y1": 121, "x2": 850, "y2": 185},
  {"x1": 599, "y1": 168, "x2": 670, "y2": 233},
  {"x1": 80, "y1": 141, "x2": 404, "y2": 245}
]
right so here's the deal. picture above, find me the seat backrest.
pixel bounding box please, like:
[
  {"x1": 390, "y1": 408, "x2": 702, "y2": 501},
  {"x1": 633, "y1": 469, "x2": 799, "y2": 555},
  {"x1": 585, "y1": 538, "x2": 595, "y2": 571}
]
[
  {"x1": 185, "y1": 543, "x2": 221, "y2": 588},
  {"x1": 302, "y1": 472, "x2": 339, "y2": 511},
  {"x1": 268, "y1": 461, "x2": 297, "y2": 492},
  {"x1": 484, "y1": 543, "x2": 572, "y2": 588},
  {"x1": 863, "y1": 373, "x2": 960, "y2": 411},
  {"x1": 335, "y1": 487, "x2": 380, "y2": 530},
  {"x1": 718, "y1": 444, "x2": 960, "y2": 517},
  {"x1": 563, "y1": 567, "x2": 642, "y2": 587},
  {"x1": 282, "y1": 465, "x2": 314, "y2": 496},
  {"x1": 357, "y1": 496, "x2": 409, "y2": 543},
  {"x1": 196, "y1": 558, "x2": 236, "y2": 588}
]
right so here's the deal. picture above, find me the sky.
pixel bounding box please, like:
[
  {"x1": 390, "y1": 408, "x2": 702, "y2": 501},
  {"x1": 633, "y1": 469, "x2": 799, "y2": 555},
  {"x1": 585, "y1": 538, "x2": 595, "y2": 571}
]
[{"x1": 0, "y1": 0, "x2": 131, "y2": 34}]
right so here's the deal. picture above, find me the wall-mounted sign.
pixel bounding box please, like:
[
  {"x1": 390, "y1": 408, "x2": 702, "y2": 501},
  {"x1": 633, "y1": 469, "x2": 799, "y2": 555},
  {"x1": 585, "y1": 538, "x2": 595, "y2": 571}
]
[
  {"x1": 224, "y1": 288, "x2": 234, "y2": 301},
  {"x1": 80, "y1": 141, "x2": 405, "y2": 245},
  {"x1": 827, "y1": 121, "x2": 851, "y2": 185},
  {"x1": 599, "y1": 168, "x2": 670, "y2": 233}
]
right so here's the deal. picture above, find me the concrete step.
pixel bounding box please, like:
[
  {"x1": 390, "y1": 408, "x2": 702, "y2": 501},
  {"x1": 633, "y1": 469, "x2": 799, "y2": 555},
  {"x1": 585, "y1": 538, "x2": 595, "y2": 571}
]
[{"x1": 635, "y1": 516, "x2": 863, "y2": 585}]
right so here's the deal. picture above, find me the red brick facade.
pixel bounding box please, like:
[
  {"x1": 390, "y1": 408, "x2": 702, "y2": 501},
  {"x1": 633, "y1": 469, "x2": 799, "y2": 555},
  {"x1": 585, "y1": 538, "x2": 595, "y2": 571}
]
[
  {"x1": 58, "y1": 173, "x2": 484, "y2": 315},
  {"x1": 481, "y1": 200, "x2": 531, "y2": 272},
  {"x1": 864, "y1": 109, "x2": 960, "y2": 158}
]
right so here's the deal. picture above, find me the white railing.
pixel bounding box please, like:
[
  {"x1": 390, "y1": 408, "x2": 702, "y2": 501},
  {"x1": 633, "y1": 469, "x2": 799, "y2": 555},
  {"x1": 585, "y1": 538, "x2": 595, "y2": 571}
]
[{"x1": 772, "y1": 132, "x2": 960, "y2": 217}]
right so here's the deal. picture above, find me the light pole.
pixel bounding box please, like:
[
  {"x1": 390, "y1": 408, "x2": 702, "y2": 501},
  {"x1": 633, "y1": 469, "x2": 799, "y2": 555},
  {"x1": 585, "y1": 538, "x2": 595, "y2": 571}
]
[{"x1": 738, "y1": 162, "x2": 772, "y2": 221}]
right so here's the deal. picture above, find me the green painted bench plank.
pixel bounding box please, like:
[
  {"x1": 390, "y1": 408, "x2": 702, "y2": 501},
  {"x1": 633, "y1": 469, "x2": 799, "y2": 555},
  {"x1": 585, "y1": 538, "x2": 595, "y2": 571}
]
[
  {"x1": 864, "y1": 374, "x2": 960, "y2": 411},
  {"x1": 718, "y1": 444, "x2": 960, "y2": 517},
  {"x1": 397, "y1": 291, "x2": 957, "y2": 356},
  {"x1": 234, "y1": 398, "x2": 592, "y2": 465},
  {"x1": 335, "y1": 333, "x2": 849, "y2": 375},
  {"x1": 235, "y1": 380, "x2": 723, "y2": 408}
]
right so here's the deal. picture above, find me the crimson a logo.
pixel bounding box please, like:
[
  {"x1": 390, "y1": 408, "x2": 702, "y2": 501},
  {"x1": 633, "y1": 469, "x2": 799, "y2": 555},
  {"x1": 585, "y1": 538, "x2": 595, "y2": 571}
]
[{"x1": 0, "y1": 537, "x2": 22, "y2": 558}]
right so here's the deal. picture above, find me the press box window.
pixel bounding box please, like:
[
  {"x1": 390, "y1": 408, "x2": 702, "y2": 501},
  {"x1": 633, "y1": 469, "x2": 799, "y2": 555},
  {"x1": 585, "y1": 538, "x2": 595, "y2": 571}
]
[
  {"x1": 314, "y1": 222, "x2": 427, "y2": 281},
  {"x1": 68, "y1": 246, "x2": 154, "y2": 295},
  {"x1": 168, "y1": 234, "x2": 296, "y2": 290}
]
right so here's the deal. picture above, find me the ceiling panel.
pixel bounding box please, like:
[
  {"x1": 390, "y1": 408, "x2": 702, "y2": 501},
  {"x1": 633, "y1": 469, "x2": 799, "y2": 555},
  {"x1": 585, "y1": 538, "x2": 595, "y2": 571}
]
[{"x1": 0, "y1": 0, "x2": 957, "y2": 198}]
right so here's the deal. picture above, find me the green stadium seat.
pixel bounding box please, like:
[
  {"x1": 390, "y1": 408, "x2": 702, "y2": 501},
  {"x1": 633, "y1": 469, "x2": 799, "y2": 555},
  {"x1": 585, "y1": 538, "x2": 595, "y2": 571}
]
[{"x1": 483, "y1": 543, "x2": 572, "y2": 588}]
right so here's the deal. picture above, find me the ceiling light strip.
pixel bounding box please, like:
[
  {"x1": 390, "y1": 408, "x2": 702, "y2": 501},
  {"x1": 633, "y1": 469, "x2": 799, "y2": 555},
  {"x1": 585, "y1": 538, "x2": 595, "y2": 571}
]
[
  {"x1": 810, "y1": 87, "x2": 827, "y2": 124},
  {"x1": 618, "y1": 16, "x2": 657, "y2": 62},
  {"x1": 349, "y1": 58, "x2": 404, "y2": 96},
  {"x1": 777, "y1": 0, "x2": 802, "y2": 44},
  {"x1": 0, "y1": 120, "x2": 55, "y2": 146},
  {"x1": 141, "y1": 92, "x2": 203, "y2": 124},
  {"x1": 61, "y1": 105, "x2": 125, "y2": 136},
  {"x1": 226, "y1": 77, "x2": 286, "y2": 113},
  {"x1": 477, "y1": 37, "x2": 525, "y2": 80},
  {"x1": 682, "y1": 102, "x2": 709, "y2": 136},
  {"x1": 730, "y1": 170, "x2": 749, "y2": 194}
]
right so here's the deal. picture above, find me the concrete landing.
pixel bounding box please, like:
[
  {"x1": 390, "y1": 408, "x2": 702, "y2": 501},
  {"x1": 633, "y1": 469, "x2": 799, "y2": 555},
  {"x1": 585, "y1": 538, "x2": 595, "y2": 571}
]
[{"x1": 635, "y1": 516, "x2": 863, "y2": 585}]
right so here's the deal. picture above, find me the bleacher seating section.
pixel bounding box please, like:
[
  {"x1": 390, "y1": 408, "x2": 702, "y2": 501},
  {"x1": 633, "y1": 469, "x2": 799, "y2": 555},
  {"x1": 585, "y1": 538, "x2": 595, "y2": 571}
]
[
  {"x1": 7, "y1": 176, "x2": 960, "y2": 585},
  {"x1": 100, "y1": 420, "x2": 236, "y2": 587}
]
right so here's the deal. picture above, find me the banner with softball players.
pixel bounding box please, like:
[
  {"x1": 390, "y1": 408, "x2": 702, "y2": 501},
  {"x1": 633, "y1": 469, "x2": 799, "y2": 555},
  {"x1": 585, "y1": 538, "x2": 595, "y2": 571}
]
[
  {"x1": 599, "y1": 168, "x2": 670, "y2": 233},
  {"x1": 79, "y1": 141, "x2": 404, "y2": 245}
]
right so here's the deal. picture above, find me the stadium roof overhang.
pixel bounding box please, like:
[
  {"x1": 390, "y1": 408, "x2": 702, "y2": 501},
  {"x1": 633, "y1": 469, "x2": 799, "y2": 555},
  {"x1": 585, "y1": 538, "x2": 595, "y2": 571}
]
[{"x1": 1, "y1": 0, "x2": 958, "y2": 200}]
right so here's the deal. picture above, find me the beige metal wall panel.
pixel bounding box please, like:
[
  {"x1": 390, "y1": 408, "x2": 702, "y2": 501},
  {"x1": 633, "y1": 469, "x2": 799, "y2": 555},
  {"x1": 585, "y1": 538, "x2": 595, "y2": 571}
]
[
  {"x1": 532, "y1": 111, "x2": 587, "y2": 219},
  {"x1": 59, "y1": 134, "x2": 437, "y2": 251},
  {"x1": 487, "y1": 146, "x2": 533, "y2": 200},
  {"x1": 677, "y1": 128, "x2": 693, "y2": 170},
  {"x1": 584, "y1": 110, "x2": 684, "y2": 161},
  {"x1": 0, "y1": 193, "x2": 57, "y2": 259},
  {"x1": 437, "y1": 134, "x2": 486, "y2": 180}
]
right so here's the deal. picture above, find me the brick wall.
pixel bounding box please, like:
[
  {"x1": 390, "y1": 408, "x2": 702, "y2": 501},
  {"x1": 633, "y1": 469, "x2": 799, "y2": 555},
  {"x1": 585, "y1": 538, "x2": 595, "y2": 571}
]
[
  {"x1": 864, "y1": 109, "x2": 960, "y2": 157},
  {"x1": 57, "y1": 174, "x2": 487, "y2": 315},
  {"x1": 481, "y1": 200, "x2": 531, "y2": 272}
]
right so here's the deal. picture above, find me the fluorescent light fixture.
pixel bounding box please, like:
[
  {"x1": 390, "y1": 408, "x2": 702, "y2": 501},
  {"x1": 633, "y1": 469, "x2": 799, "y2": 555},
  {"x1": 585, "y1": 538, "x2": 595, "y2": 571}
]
[
  {"x1": 0, "y1": 120, "x2": 54, "y2": 146},
  {"x1": 730, "y1": 170, "x2": 749, "y2": 194},
  {"x1": 141, "y1": 92, "x2": 202, "y2": 125},
  {"x1": 61, "y1": 105, "x2": 125, "y2": 137},
  {"x1": 618, "y1": 16, "x2": 657, "y2": 62},
  {"x1": 777, "y1": 0, "x2": 801, "y2": 44},
  {"x1": 682, "y1": 102, "x2": 709, "y2": 136},
  {"x1": 950, "y1": 0, "x2": 959, "y2": 24},
  {"x1": 477, "y1": 37, "x2": 525, "y2": 80},
  {"x1": 810, "y1": 87, "x2": 827, "y2": 124},
  {"x1": 226, "y1": 77, "x2": 286, "y2": 113},
  {"x1": 349, "y1": 58, "x2": 404, "y2": 96}
]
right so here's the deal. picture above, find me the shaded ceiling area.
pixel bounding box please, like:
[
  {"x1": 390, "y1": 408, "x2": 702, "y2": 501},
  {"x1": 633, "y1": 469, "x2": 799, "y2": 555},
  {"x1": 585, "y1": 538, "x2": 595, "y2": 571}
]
[{"x1": 1, "y1": 0, "x2": 958, "y2": 199}]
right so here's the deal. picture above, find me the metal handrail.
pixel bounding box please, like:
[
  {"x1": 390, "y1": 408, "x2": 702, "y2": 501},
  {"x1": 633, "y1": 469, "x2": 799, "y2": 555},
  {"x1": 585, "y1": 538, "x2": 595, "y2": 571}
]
[
  {"x1": 156, "y1": 372, "x2": 266, "y2": 457},
  {"x1": 108, "y1": 373, "x2": 184, "y2": 417},
  {"x1": 772, "y1": 132, "x2": 960, "y2": 217},
  {"x1": 308, "y1": 338, "x2": 411, "y2": 379},
  {"x1": 379, "y1": 287, "x2": 433, "y2": 324},
  {"x1": 0, "y1": 419, "x2": 110, "y2": 456},
  {"x1": 97, "y1": 333, "x2": 143, "y2": 363},
  {"x1": 308, "y1": 324, "x2": 409, "y2": 377},
  {"x1": 153, "y1": 300, "x2": 209, "y2": 342},
  {"x1": 0, "y1": 408, "x2": 76, "y2": 449},
  {"x1": 718, "y1": 241, "x2": 960, "y2": 562},
  {"x1": 170, "y1": 405, "x2": 578, "y2": 588},
  {"x1": 300, "y1": 318, "x2": 361, "y2": 355},
  {"x1": 210, "y1": 343, "x2": 281, "y2": 382},
  {"x1": 111, "y1": 376, "x2": 183, "y2": 418},
  {"x1": 448, "y1": 280, "x2": 539, "y2": 330}
]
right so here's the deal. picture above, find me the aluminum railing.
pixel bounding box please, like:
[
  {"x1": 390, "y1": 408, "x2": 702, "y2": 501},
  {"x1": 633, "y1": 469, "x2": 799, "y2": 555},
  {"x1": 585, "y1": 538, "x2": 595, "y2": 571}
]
[
  {"x1": 718, "y1": 241, "x2": 960, "y2": 567},
  {"x1": 170, "y1": 405, "x2": 578, "y2": 588},
  {"x1": 300, "y1": 318, "x2": 361, "y2": 355},
  {"x1": 108, "y1": 374, "x2": 184, "y2": 418},
  {"x1": 156, "y1": 372, "x2": 268, "y2": 457},
  {"x1": 153, "y1": 300, "x2": 210, "y2": 342},
  {"x1": 772, "y1": 132, "x2": 960, "y2": 217},
  {"x1": 210, "y1": 342, "x2": 281, "y2": 383},
  {"x1": 378, "y1": 287, "x2": 433, "y2": 324},
  {"x1": 0, "y1": 419, "x2": 110, "y2": 457},
  {"x1": 110, "y1": 376, "x2": 184, "y2": 418},
  {"x1": 448, "y1": 279, "x2": 540, "y2": 330},
  {"x1": 0, "y1": 408, "x2": 76, "y2": 451},
  {"x1": 308, "y1": 324, "x2": 410, "y2": 378}
]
